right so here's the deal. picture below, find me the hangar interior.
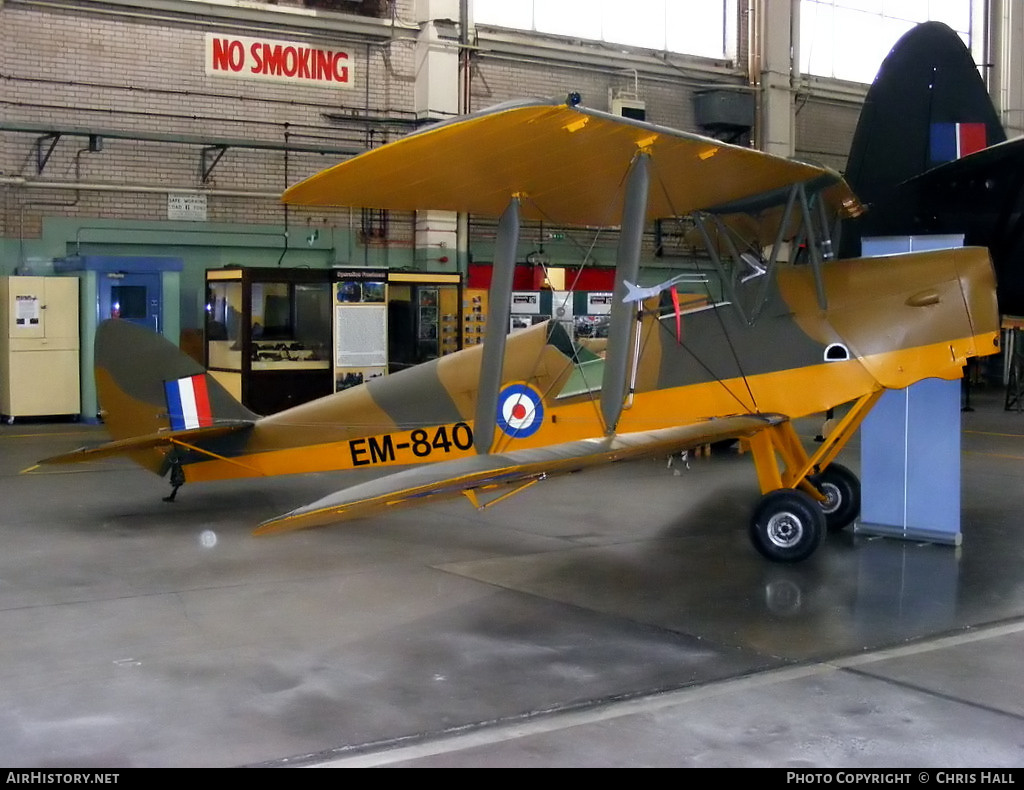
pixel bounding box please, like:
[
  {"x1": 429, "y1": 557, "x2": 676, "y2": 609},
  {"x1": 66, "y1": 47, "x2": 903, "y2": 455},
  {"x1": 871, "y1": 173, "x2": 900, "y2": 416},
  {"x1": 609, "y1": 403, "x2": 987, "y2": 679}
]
[{"x1": 2, "y1": 0, "x2": 1024, "y2": 768}]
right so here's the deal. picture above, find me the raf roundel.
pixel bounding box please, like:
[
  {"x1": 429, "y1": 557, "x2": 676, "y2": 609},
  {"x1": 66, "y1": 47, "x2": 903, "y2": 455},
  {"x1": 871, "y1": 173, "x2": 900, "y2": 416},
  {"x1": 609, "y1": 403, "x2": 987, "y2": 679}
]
[{"x1": 496, "y1": 383, "x2": 544, "y2": 439}]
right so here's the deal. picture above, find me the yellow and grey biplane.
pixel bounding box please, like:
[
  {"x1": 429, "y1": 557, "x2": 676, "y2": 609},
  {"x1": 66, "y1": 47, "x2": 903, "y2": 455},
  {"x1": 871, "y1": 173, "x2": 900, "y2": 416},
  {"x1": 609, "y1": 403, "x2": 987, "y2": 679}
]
[{"x1": 40, "y1": 97, "x2": 1001, "y2": 562}]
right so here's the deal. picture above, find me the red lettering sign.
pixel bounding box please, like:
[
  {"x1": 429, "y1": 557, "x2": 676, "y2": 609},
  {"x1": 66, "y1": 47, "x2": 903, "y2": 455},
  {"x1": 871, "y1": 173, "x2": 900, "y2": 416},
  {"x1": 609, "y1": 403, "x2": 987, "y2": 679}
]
[
  {"x1": 204, "y1": 33, "x2": 353, "y2": 87},
  {"x1": 210, "y1": 38, "x2": 244, "y2": 72}
]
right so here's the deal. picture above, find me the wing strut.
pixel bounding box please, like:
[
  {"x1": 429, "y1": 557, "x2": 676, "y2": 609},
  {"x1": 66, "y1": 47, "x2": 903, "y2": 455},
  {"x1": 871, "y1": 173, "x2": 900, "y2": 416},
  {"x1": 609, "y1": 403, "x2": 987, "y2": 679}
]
[
  {"x1": 601, "y1": 151, "x2": 650, "y2": 433},
  {"x1": 745, "y1": 389, "x2": 883, "y2": 496},
  {"x1": 461, "y1": 476, "x2": 544, "y2": 510},
  {"x1": 474, "y1": 195, "x2": 521, "y2": 454},
  {"x1": 797, "y1": 183, "x2": 828, "y2": 310},
  {"x1": 754, "y1": 182, "x2": 801, "y2": 319}
]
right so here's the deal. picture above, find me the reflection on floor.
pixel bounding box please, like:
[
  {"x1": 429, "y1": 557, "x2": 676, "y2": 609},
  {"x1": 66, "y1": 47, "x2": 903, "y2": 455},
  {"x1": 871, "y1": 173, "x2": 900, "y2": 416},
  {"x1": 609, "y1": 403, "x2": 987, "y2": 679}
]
[{"x1": 0, "y1": 385, "x2": 1022, "y2": 767}]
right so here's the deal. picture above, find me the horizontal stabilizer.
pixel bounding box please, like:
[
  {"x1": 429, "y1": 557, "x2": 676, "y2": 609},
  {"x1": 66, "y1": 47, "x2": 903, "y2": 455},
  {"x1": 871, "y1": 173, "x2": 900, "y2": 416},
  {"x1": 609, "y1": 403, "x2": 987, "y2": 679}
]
[
  {"x1": 37, "y1": 421, "x2": 254, "y2": 465},
  {"x1": 255, "y1": 414, "x2": 786, "y2": 535},
  {"x1": 903, "y1": 135, "x2": 1024, "y2": 190}
]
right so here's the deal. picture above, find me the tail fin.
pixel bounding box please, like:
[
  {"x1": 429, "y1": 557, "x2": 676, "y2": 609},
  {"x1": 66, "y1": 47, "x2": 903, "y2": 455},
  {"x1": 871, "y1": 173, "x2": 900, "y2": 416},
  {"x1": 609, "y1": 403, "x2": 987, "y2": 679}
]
[
  {"x1": 841, "y1": 21, "x2": 1005, "y2": 255},
  {"x1": 92, "y1": 319, "x2": 257, "y2": 472}
]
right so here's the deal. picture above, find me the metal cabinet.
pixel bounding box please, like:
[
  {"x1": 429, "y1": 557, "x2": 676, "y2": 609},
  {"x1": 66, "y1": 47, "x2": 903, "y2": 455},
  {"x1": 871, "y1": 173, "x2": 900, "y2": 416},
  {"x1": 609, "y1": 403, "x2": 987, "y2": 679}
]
[{"x1": 0, "y1": 276, "x2": 81, "y2": 421}]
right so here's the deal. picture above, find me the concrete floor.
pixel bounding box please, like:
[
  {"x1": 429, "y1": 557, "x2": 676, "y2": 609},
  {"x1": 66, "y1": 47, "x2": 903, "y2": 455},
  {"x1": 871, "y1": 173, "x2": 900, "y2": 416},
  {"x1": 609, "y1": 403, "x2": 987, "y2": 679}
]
[{"x1": 1, "y1": 384, "x2": 1023, "y2": 768}]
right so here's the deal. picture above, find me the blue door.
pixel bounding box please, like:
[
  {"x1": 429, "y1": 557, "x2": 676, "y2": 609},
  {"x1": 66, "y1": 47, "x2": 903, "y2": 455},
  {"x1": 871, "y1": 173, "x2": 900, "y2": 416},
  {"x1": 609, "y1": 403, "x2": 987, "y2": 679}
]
[{"x1": 100, "y1": 272, "x2": 162, "y2": 333}]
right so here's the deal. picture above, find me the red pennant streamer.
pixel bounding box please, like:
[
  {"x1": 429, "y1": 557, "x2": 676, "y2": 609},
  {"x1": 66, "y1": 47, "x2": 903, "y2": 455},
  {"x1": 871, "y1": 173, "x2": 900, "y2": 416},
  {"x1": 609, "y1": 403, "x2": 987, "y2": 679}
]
[{"x1": 670, "y1": 285, "x2": 682, "y2": 344}]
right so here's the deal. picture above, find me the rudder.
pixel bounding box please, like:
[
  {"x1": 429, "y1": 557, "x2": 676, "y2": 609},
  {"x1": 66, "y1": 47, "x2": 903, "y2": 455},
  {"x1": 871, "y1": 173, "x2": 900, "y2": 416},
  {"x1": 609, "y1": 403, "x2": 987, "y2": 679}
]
[{"x1": 95, "y1": 319, "x2": 257, "y2": 471}]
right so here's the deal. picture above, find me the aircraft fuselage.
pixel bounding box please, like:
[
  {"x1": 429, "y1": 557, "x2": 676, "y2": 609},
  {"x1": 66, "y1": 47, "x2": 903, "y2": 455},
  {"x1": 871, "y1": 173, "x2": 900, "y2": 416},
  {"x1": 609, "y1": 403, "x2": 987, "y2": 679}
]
[{"x1": 181, "y1": 246, "x2": 998, "y2": 484}]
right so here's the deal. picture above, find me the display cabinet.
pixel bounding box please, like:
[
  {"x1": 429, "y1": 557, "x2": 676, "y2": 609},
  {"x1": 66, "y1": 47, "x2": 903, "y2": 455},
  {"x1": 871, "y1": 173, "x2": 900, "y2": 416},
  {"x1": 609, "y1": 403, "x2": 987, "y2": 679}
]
[
  {"x1": 205, "y1": 267, "x2": 333, "y2": 415},
  {"x1": 206, "y1": 268, "x2": 462, "y2": 409},
  {"x1": 385, "y1": 272, "x2": 461, "y2": 373}
]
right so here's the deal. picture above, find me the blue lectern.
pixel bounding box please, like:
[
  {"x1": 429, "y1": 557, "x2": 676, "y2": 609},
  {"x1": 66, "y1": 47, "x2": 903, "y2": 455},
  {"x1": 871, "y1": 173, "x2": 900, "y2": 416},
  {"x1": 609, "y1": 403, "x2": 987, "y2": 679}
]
[
  {"x1": 857, "y1": 378, "x2": 962, "y2": 545},
  {"x1": 856, "y1": 234, "x2": 965, "y2": 546}
]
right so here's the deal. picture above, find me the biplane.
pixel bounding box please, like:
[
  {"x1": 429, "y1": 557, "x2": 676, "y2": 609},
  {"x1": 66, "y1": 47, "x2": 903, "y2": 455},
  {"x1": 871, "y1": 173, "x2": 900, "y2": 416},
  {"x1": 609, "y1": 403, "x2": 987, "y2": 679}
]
[{"x1": 39, "y1": 97, "x2": 1000, "y2": 563}]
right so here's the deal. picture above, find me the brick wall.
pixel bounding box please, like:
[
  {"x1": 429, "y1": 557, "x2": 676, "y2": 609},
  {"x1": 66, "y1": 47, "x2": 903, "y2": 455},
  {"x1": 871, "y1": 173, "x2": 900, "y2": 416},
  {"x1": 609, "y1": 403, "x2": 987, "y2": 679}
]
[
  {"x1": 1, "y1": 1, "x2": 861, "y2": 251},
  {"x1": 0, "y1": 0, "x2": 419, "y2": 236}
]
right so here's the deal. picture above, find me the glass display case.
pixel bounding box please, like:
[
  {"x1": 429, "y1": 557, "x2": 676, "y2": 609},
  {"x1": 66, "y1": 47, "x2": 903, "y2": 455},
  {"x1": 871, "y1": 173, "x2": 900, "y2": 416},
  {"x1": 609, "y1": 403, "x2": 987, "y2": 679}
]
[
  {"x1": 205, "y1": 267, "x2": 332, "y2": 415},
  {"x1": 205, "y1": 268, "x2": 462, "y2": 408},
  {"x1": 386, "y1": 272, "x2": 461, "y2": 374}
]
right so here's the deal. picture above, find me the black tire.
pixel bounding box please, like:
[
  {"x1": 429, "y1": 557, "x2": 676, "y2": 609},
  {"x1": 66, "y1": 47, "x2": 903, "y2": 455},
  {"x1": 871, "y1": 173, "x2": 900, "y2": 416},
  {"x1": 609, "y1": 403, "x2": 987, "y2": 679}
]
[
  {"x1": 749, "y1": 489, "x2": 826, "y2": 563},
  {"x1": 809, "y1": 463, "x2": 861, "y2": 532}
]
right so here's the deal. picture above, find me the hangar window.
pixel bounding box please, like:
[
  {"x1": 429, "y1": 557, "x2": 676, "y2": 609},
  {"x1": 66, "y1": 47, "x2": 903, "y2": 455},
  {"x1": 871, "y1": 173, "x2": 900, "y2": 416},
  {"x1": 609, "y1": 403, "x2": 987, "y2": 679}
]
[
  {"x1": 800, "y1": 0, "x2": 975, "y2": 83},
  {"x1": 473, "y1": 0, "x2": 738, "y2": 60}
]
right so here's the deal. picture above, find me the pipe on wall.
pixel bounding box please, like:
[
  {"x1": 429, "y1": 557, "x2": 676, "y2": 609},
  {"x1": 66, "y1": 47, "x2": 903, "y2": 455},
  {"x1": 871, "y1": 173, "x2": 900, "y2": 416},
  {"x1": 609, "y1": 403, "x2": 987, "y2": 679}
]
[{"x1": 0, "y1": 176, "x2": 280, "y2": 199}]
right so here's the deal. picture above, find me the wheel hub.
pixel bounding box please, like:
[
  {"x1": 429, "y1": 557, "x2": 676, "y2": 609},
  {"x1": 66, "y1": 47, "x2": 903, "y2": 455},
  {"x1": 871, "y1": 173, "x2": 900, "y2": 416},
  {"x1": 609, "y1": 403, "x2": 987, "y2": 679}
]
[
  {"x1": 766, "y1": 510, "x2": 804, "y2": 548},
  {"x1": 818, "y1": 482, "x2": 841, "y2": 514}
]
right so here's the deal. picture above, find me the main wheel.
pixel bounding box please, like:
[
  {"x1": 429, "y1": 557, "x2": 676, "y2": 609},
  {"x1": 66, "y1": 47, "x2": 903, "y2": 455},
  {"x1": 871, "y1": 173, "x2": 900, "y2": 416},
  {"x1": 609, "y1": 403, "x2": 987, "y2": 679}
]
[
  {"x1": 809, "y1": 463, "x2": 860, "y2": 532},
  {"x1": 749, "y1": 489, "x2": 826, "y2": 563}
]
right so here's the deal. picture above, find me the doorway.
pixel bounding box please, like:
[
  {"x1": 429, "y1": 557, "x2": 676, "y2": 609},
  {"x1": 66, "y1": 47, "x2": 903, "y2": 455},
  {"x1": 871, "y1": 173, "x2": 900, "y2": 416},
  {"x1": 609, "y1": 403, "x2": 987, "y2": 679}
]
[{"x1": 99, "y1": 272, "x2": 162, "y2": 333}]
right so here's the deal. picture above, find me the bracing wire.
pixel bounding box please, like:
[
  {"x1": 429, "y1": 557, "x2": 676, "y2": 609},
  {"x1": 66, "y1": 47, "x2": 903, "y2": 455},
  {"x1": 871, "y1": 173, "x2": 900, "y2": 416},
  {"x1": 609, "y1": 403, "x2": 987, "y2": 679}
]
[{"x1": 650, "y1": 164, "x2": 761, "y2": 413}]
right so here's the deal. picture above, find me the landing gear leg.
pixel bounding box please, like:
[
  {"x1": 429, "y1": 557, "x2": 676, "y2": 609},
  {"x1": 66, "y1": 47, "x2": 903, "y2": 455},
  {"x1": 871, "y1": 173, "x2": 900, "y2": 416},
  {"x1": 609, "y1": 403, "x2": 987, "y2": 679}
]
[
  {"x1": 163, "y1": 458, "x2": 185, "y2": 503},
  {"x1": 743, "y1": 392, "x2": 880, "y2": 562}
]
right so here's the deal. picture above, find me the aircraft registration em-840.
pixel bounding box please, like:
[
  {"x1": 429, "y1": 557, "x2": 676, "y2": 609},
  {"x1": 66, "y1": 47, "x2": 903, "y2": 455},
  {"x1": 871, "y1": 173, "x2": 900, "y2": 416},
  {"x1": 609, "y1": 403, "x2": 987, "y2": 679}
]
[{"x1": 39, "y1": 97, "x2": 1000, "y2": 563}]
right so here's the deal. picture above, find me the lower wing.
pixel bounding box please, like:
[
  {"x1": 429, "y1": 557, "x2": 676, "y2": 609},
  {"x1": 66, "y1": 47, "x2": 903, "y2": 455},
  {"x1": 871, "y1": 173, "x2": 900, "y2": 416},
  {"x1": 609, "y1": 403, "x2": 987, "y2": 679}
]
[{"x1": 254, "y1": 414, "x2": 786, "y2": 535}]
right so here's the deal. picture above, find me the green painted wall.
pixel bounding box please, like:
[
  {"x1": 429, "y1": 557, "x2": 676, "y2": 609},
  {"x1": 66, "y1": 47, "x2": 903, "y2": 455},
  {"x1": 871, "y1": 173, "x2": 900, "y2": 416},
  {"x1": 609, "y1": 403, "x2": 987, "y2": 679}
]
[
  {"x1": 0, "y1": 216, "x2": 418, "y2": 420},
  {"x1": 1, "y1": 217, "x2": 417, "y2": 335}
]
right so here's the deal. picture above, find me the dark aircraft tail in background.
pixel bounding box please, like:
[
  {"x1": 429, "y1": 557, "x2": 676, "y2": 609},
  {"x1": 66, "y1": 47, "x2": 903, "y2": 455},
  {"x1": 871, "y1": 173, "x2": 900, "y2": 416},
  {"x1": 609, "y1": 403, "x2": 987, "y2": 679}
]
[{"x1": 841, "y1": 21, "x2": 1024, "y2": 317}]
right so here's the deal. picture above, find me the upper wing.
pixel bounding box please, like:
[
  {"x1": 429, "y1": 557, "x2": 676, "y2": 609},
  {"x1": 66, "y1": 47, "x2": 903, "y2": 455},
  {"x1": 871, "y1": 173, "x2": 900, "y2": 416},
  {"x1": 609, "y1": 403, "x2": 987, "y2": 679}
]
[
  {"x1": 254, "y1": 414, "x2": 786, "y2": 535},
  {"x1": 282, "y1": 98, "x2": 862, "y2": 229}
]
